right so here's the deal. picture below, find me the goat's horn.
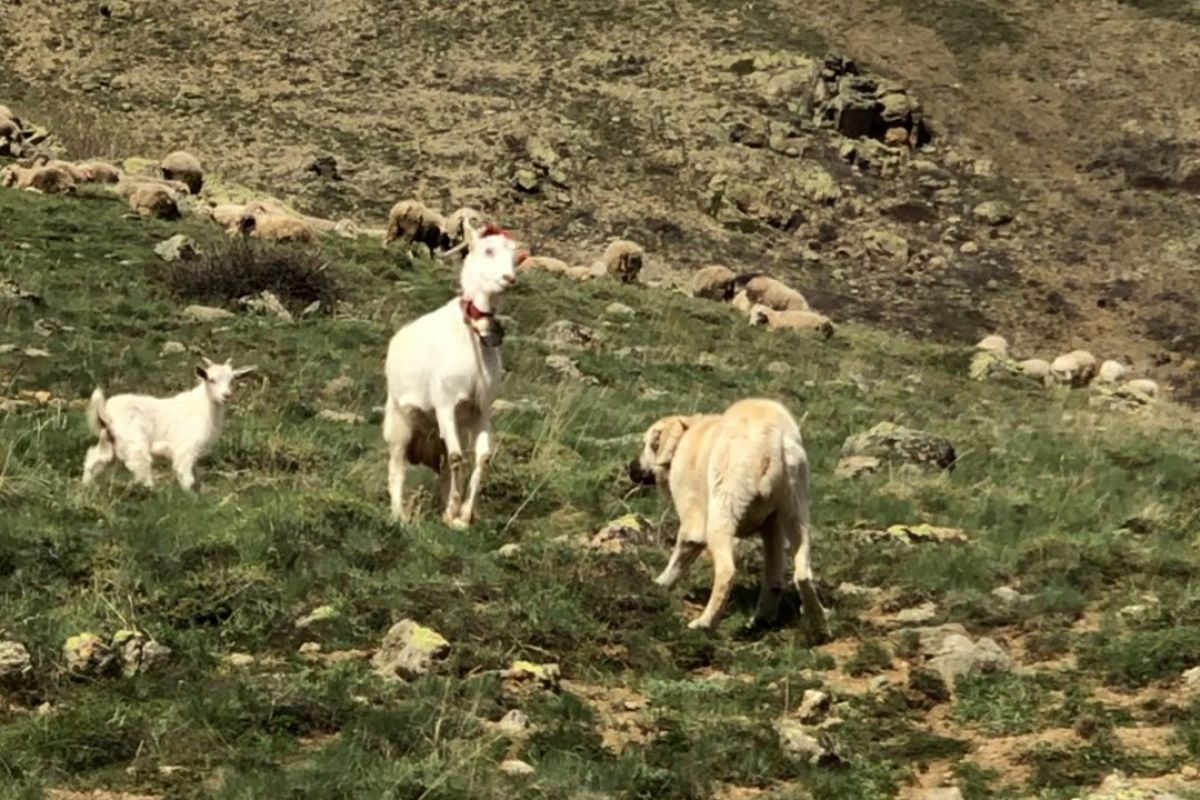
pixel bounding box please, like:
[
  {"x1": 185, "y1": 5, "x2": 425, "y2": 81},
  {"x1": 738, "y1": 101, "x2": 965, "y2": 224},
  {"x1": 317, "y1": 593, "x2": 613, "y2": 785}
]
[{"x1": 437, "y1": 241, "x2": 468, "y2": 260}]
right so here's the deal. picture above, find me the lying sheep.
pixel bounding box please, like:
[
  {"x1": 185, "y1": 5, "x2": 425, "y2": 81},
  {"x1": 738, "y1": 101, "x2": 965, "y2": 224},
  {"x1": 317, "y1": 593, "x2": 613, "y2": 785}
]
[
  {"x1": 128, "y1": 184, "x2": 181, "y2": 220},
  {"x1": 1123, "y1": 378, "x2": 1159, "y2": 398},
  {"x1": 160, "y1": 150, "x2": 204, "y2": 194},
  {"x1": 518, "y1": 256, "x2": 601, "y2": 281},
  {"x1": 82, "y1": 358, "x2": 255, "y2": 490},
  {"x1": 691, "y1": 265, "x2": 737, "y2": 300},
  {"x1": 384, "y1": 199, "x2": 445, "y2": 250},
  {"x1": 749, "y1": 304, "x2": 835, "y2": 338},
  {"x1": 1, "y1": 164, "x2": 77, "y2": 194},
  {"x1": 735, "y1": 274, "x2": 810, "y2": 312},
  {"x1": 236, "y1": 213, "x2": 316, "y2": 244},
  {"x1": 1051, "y1": 349, "x2": 1098, "y2": 387},
  {"x1": 78, "y1": 161, "x2": 123, "y2": 184},
  {"x1": 302, "y1": 214, "x2": 359, "y2": 239},
  {"x1": 210, "y1": 203, "x2": 247, "y2": 228},
  {"x1": 600, "y1": 239, "x2": 644, "y2": 283},
  {"x1": 116, "y1": 176, "x2": 190, "y2": 199}
]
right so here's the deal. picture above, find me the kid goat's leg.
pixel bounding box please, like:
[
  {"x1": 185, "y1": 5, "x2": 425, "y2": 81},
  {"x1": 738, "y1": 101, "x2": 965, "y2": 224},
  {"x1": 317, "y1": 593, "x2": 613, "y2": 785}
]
[{"x1": 383, "y1": 401, "x2": 412, "y2": 522}]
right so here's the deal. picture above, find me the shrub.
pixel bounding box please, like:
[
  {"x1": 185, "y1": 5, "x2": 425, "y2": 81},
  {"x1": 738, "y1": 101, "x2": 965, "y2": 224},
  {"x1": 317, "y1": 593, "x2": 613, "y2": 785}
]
[{"x1": 162, "y1": 239, "x2": 342, "y2": 314}]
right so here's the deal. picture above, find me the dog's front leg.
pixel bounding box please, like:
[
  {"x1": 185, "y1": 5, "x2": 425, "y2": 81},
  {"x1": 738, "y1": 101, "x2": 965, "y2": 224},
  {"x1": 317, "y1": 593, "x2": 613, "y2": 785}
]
[
  {"x1": 655, "y1": 538, "x2": 703, "y2": 587},
  {"x1": 689, "y1": 525, "x2": 736, "y2": 629}
]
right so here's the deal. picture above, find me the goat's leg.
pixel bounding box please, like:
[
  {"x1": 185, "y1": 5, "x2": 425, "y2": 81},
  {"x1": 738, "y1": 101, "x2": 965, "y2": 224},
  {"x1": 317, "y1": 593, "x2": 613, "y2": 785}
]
[
  {"x1": 81, "y1": 438, "x2": 115, "y2": 484},
  {"x1": 172, "y1": 452, "x2": 197, "y2": 491},
  {"x1": 456, "y1": 419, "x2": 492, "y2": 526},
  {"x1": 435, "y1": 405, "x2": 466, "y2": 528},
  {"x1": 119, "y1": 442, "x2": 154, "y2": 488},
  {"x1": 383, "y1": 401, "x2": 412, "y2": 522}
]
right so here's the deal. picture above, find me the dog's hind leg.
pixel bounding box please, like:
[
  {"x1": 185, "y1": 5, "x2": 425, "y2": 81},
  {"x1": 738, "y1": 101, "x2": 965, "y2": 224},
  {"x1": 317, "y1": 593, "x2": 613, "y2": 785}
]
[
  {"x1": 751, "y1": 517, "x2": 787, "y2": 628},
  {"x1": 785, "y1": 448, "x2": 828, "y2": 640}
]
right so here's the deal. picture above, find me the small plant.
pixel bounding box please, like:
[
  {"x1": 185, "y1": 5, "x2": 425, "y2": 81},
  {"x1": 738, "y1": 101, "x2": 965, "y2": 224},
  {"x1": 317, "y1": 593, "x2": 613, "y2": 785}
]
[
  {"x1": 844, "y1": 637, "x2": 894, "y2": 676},
  {"x1": 162, "y1": 239, "x2": 342, "y2": 315}
]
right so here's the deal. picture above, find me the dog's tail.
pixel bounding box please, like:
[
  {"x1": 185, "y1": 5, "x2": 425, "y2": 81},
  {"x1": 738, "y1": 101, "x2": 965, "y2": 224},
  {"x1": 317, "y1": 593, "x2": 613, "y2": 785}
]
[{"x1": 86, "y1": 387, "x2": 113, "y2": 442}]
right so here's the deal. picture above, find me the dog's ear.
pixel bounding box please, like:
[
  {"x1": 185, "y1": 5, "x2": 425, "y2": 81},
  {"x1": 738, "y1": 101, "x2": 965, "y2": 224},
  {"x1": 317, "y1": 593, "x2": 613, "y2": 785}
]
[{"x1": 654, "y1": 417, "x2": 690, "y2": 467}]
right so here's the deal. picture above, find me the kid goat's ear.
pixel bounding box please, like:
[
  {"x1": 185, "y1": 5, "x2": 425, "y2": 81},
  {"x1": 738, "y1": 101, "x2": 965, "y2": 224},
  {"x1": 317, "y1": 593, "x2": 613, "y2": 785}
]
[{"x1": 196, "y1": 365, "x2": 209, "y2": 381}]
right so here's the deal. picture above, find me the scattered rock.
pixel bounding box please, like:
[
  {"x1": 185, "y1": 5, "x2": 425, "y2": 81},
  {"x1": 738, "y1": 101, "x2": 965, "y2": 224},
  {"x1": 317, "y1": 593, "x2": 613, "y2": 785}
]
[
  {"x1": 153, "y1": 234, "x2": 201, "y2": 262},
  {"x1": 23, "y1": 347, "x2": 51, "y2": 358},
  {"x1": 893, "y1": 602, "x2": 939, "y2": 624},
  {"x1": 805, "y1": 54, "x2": 930, "y2": 148},
  {"x1": 159, "y1": 340, "x2": 187, "y2": 356},
  {"x1": 1, "y1": 277, "x2": 42, "y2": 305},
  {"x1": 501, "y1": 660, "x2": 562, "y2": 696},
  {"x1": 540, "y1": 319, "x2": 596, "y2": 350},
  {"x1": 921, "y1": 788, "x2": 964, "y2": 800},
  {"x1": 317, "y1": 409, "x2": 366, "y2": 424},
  {"x1": 63, "y1": 632, "x2": 116, "y2": 676},
  {"x1": 1180, "y1": 666, "x2": 1200, "y2": 695},
  {"x1": 588, "y1": 514, "x2": 655, "y2": 553},
  {"x1": 841, "y1": 422, "x2": 956, "y2": 470},
  {"x1": 495, "y1": 709, "x2": 530, "y2": 736},
  {"x1": 973, "y1": 200, "x2": 1014, "y2": 226},
  {"x1": 497, "y1": 543, "x2": 522, "y2": 559},
  {"x1": 604, "y1": 302, "x2": 635, "y2": 318},
  {"x1": 499, "y1": 759, "x2": 536, "y2": 777},
  {"x1": 863, "y1": 228, "x2": 910, "y2": 264},
  {"x1": 862, "y1": 524, "x2": 969, "y2": 546},
  {"x1": 239, "y1": 290, "x2": 294, "y2": 322},
  {"x1": 182, "y1": 304, "x2": 234, "y2": 323},
  {"x1": 766, "y1": 360, "x2": 790, "y2": 375},
  {"x1": 1079, "y1": 772, "x2": 1184, "y2": 800},
  {"x1": 111, "y1": 630, "x2": 172, "y2": 677},
  {"x1": 0, "y1": 640, "x2": 31, "y2": 683},
  {"x1": 295, "y1": 605, "x2": 340, "y2": 629},
  {"x1": 372, "y1": 620, "x2": 450, "y2": 681},
  {"x1": 796, "y1": 689, "x2": 831, "y2": 723},
  {"x1": 926, "y1": 632, "x2": 1012, "y2": 689},
  {"x1": 992, "y1": 586, "x2": 1027, "y2": 604},
  {"x1": 226, "y1": 653, "x2": 255, "y2": 668},
  {"x1": 545, "y1": 354, "x2": 599, "y2": 385},
  {"x1": 835, "y1": 455, "x2": 881, "y2": 479}
]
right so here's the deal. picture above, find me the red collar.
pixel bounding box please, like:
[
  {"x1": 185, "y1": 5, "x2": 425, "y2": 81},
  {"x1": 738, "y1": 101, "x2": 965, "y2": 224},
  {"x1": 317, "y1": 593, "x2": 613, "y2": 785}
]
[{"x1": 460, "y1": 297, "x2": 494, "y2": 321}]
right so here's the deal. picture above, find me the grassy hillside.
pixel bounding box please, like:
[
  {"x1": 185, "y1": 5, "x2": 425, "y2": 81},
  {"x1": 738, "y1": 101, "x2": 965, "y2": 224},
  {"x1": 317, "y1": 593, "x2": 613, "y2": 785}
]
[{"x1": 3, "y1": 186, "x2": 1200, "y2": 799}]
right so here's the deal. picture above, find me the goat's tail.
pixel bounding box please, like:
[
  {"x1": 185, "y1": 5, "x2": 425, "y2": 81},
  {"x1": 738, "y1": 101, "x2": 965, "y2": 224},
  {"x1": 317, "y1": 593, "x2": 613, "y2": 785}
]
[{"x1": 86, "y1": 387, "x2": 112, "y2": 441}]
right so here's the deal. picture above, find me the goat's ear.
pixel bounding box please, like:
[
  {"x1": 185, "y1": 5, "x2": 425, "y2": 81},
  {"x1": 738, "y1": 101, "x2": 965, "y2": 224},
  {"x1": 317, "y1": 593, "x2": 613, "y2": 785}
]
[
  {"x1": 233, "y1": 365, "x2": 257, "y2": 378},
  {"x1": 195, "y1": 365, "x2": 209, "y2": 381}
]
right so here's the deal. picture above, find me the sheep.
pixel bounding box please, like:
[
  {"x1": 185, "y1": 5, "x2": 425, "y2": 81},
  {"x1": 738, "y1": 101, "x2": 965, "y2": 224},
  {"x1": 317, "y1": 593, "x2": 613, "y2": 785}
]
[
  {"x1": 975, "y1": 334, "x2": 1008, "y2": 357},
  {"x1": 691, "y1": 265, "x2": 738, "y2": 300},
  {"x1": 1097, "y1": 359, "x2": 1128, "y2": 384},
  {"x1": 128, "y1": 184, "x2": 181, "y2": 220},
  {"x1": 517, "y1": 255, "x2": 601, "y2": 281},
  {"x1": 383, "y1": 199, "x2": 445, "y2": 250},
  {"x1": 210, "y1": 203, "x2": 247, "y2": 228},
  {"x1": 1122, "y1": 378, "x2": 1159, "y2": 398},
  {"x1": 730, "y1": 290, "x2": 754, "y2": 314},
  {"x1": 443, "y1": 206, "x2": 483, "y2": 249},
  {"x1": 301, "y1": 214, "x2": 360, "y2": 239},
  {"x1": 78, "y1": 161, "x2": 123, "y2": 184},
  {"x1": 1, "y1": 164, "x2": 76, "y2": 194},
  {"x1": 116, "y1": 176, "x2": 190, "y2": 199},
  {"x1": 599, "y1": 239, "x2": 644, "y2": 283},
  {"x1": 383, "y1": 222, "x2": 526, "y2": 529},
  {"x1": 749, "y1": 304, "x2": 835, "y2": 339},
  {"x1": 159, "y1": 150, "x2": 204, "y2": 194},
  {"x1": 236, "y1": 213, "x2": 316, "y2": 244},
  {"x1": 81, "y1": 358, "x2": 255, "y2": 490},
  {"x1": 734, "y1": 274, "x2": 810, "y2": 312},
  {"x1": 1017, "y1": 358, "x2": 1052, "y2": 383},
  {"x1": 1051, "y1": 349, "x2": 1098, "y2": 387}
]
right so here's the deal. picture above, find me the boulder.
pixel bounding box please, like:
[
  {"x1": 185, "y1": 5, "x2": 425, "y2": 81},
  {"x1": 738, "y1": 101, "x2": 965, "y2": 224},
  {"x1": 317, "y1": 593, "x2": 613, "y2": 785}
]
[
  {"x1": 372, "y1": 620, "x2": 450, "y2": 681},
  {"x1": 0, "y1": 640, "x2": 31, "y2": 683},
  {"x1": 972, "y1": 200, "x2": 1015, "y2": 226},
  {"x1": 588, "y1": 514, "x2": 655, "y2": 553},
  {"x1": 841, "y1": 422, "x2": 956, "y2": 470},
  {"x1": 111, "y1": 630, "x2": 172, "y2": 677},
  {"x1": 154, "y1": 234, "x2": 201, "y2": 262}
]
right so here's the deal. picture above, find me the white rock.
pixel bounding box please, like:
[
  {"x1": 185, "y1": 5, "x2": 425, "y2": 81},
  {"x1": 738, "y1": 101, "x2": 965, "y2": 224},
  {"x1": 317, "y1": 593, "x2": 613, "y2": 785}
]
[
  {"x1": 183, "y1": 304, "x2": 234, "y2": 322},
  {"x1": 499, "y1": 759, "x2": 536, "y2": 776},
  {"x1": 160, "y1": 340, "x2": 187, "y2": 356}
]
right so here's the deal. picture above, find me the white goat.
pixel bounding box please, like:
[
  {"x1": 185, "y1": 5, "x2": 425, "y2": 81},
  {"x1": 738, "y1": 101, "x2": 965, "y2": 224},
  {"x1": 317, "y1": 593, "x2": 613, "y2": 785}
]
[
  {"x1": 82, "y1": 358, "x2": 255, "y2": 490},
  {"x1": 383, "y1": 223, "x2": 526, "y2": 528}
]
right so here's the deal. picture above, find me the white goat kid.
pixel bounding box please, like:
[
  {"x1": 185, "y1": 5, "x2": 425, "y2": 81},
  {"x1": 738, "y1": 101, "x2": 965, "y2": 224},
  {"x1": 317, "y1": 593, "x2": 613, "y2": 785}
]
[
  {"x1": 383, "y1": 223, "x2": 524, "y2": 528},
  {"x1": 82, "y1": 358, "x2": 255, "y2": 490}
]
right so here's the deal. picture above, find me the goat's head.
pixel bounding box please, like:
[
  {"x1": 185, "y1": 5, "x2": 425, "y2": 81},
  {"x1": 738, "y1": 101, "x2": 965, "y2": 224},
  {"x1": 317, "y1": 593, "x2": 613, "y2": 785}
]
[
  {"x1": 458, "y1": 222, "x2": 527, "y2": 300},
  {"x1": 196, "y1": 358, "x2": 256, "y2": 404}
]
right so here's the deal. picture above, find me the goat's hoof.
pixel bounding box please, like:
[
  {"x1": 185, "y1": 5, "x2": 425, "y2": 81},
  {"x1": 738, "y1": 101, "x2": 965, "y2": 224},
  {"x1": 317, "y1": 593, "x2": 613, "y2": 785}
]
[
  {"x1": 687, "y1": 618, "x2": 713, "y2": 631},
  {"x1": 443, "y1": 515, "x2": 469, "y2": 531}
]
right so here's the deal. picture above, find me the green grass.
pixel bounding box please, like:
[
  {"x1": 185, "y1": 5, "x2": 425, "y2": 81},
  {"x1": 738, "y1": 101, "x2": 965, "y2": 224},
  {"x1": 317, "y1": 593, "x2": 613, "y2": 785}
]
[{"x1": 2, "y1": 183, "x2": 1200, "y2": 797}]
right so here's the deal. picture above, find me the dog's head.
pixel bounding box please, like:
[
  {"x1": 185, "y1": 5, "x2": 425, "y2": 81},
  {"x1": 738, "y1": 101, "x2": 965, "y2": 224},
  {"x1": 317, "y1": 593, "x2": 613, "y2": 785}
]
[{"x1": 628, "y1": 414, "x2": 698, "y2": 486}]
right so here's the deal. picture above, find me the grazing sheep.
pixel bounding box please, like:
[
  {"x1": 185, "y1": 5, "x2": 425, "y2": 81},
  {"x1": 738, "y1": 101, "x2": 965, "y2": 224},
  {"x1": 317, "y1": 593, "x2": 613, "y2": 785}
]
[
  {"x1": 159, "y1": 150, "x2": 204, "y2": 194},
  {"x1": 82, "y1": 358, "x2": 255, "y2": 490},
  {"x1": 443, "y1": 207, "x2": 483, "y2": 249},
  {"x1": 691, "y1": 265, "x2": 738, "y2": 300},
  {"x1": 975, "y1": 334, "x2": 1008, "y2": 357},
  {"x1": 749, "y1": 304, "x2": 835, "y2": 339},
  {"x1": 1, "y1": 164, "x2": 76, "y2": 194},
  {"x1": 1097, "y1": 359, "x2": 1128, "y2": 384},
  {"x1": 1051, "y1": 349, "x2": 1098, "y2": 387},
  {"x1": 236, "y1": 213, "x2": 316, "y2": 244},
  {"x1": 600, "y1": 239, "x2": 644, "y2": 283},
  {"x1": 734, "y1": 274, "x2": 810, "y2": 312},
  {"x1": 383, "y1": 199, "x2": 445, "y2": 250},
  {"x1": 210, "y1": 203, "x2": 247, "y2": 228},
  {"x1": 128, "y1": 184, "x2": 181, "y2": 220},
  {"x1": 1017, "y1": 358, "x2": 1052, "y2": 383},
  {"x1": 730, "y1": 290, "x2": 754, "y2": 314},
  {"x1": 383, "y1": 223, "x2": 526, "y2": 528}
]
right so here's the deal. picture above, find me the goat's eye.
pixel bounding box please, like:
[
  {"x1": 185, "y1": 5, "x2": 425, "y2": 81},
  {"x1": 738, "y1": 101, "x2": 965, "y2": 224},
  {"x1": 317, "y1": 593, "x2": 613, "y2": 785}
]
[{"x1": 484, "y1": 247, "x2": 495, "y2": 258}]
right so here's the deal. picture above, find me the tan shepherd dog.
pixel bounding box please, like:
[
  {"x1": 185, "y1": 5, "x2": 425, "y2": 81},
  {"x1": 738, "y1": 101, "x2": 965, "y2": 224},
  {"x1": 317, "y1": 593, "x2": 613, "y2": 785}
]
[{"x1": 629, "y1": 398, "x2": 828, "y2": 636}]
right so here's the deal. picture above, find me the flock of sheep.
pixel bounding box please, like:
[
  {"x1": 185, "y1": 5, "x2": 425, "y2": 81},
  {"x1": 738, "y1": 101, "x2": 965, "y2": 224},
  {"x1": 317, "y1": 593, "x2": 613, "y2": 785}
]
[
  {"x1": 972, "y1": 334, "x2": 1160, "y2": 399},
  {"x1": 2, "y1": 103, "x2": 1162, "y2": 633}
]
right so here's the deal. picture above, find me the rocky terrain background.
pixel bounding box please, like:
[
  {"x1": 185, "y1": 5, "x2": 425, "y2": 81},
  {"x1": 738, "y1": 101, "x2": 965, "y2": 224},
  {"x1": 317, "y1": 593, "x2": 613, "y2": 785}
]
[{"x1": 2, "y1": 0, "x2": 1200, "y2": 399}]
